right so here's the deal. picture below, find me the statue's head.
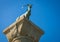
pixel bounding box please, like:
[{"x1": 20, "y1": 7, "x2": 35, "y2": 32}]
[{"x1": 27, "y1": 4, "x2": 32, "y2": 8}]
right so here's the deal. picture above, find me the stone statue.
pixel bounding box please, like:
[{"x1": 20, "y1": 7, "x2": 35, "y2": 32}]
[
  {"x1": 25, "y1": 4, "x2": 32, "y2": 19},
  {"x1": 16, "y1": 4, "x2": 32, "y2": 21}
]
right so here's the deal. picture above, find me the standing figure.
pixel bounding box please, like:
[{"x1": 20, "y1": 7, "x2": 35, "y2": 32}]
[{"x1": 16, "y1": 4, "x2": 32, "y2": 21}]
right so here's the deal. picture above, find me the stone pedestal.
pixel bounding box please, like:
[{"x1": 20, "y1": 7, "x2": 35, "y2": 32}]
[{"x1": 3, "y1": 16, "x2": 44, "y2": 42}]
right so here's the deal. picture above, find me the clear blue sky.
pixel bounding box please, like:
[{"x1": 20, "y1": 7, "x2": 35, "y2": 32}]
[{"x1": 0, "y1": 0, "x2": 60, "y2": 42}]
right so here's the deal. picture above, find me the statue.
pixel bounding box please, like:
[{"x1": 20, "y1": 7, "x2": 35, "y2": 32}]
[
  {"x1": 16, "y1": 4, "x2": 32, "y2": 21},
  {"x1": 25, "y1": 4, "x2": 32, "y2": 19}
]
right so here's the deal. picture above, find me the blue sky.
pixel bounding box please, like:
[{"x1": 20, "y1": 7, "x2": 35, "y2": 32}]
[{"x1": 0, "y1": 0, "x2": 60, "y2": 42}]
